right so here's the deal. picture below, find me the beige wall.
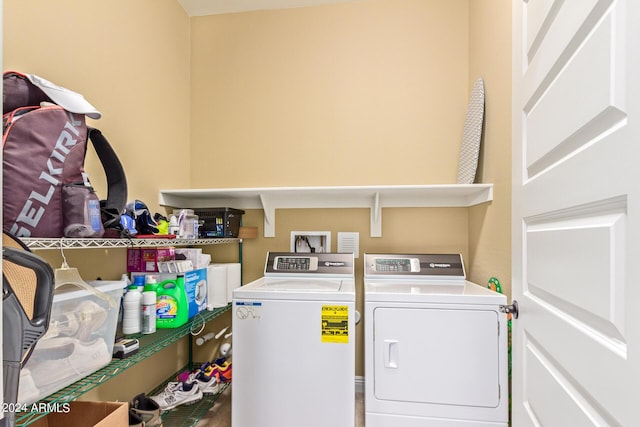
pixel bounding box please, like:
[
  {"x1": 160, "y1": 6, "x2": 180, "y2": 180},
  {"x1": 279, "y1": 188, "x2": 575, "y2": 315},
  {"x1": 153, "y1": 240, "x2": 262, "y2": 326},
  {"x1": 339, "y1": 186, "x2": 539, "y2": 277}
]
[
  {"x1": 467, "y1": 0, "x2": 512, "y2": 297},
  {"x1": 4, "y1": 0, "x2": 192, "y2": 400},
  {"x1": 189, "y1": 0, "x2": 473, "y2": 377},
  {"x1": 4, "y1": 1, "x2": 191, "y2": 215},
  {"x1": 3, "y1": 0, "x2": 512, "y2": 398},
  {"x1": 190, "y1": 0, "x2": 469, "y2": 188},
  {"x1": 3, "y1": 0, "x2": 193, "y2": 287}
]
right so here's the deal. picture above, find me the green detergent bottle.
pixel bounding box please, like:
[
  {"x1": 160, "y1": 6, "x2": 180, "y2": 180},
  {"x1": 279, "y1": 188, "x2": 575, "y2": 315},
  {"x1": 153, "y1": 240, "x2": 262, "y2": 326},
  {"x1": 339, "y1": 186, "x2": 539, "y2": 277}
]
[{"x1": 155, "y1": 275, "x2": 189, "y2": 328}]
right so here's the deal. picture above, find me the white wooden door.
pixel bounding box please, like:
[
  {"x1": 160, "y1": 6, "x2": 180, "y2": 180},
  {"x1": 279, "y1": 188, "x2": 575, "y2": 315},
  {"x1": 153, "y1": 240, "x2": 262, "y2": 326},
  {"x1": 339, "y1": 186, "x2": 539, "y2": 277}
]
[{"x1": 512, "y1": 0, "x2": 640, "y2": 425}]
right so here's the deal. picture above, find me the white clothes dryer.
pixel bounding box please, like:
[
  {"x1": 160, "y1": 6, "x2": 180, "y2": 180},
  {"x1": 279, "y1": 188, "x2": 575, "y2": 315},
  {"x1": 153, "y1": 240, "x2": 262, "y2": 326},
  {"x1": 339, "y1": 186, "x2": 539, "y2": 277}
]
[
  {"x1": 364, "y1": 253, "x2": 509, "y2": 427},
  {"x1": 232, "y1": 252, "x2": 356, "y2": 427}
]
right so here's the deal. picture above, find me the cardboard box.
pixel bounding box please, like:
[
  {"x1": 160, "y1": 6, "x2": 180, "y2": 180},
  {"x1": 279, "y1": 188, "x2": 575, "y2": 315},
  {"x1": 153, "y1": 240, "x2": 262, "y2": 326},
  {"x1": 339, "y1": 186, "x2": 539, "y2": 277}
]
[
  {"x1": 28, "y1": 401, "x2": 128, "y2": 427},
  {"x1": 142, "y1": 247, "x2": 175, "y2": 272},
  {"x1": 127, "y1": 247, "x2": 175, "y2": 272},
  {"x1": 175, "y1": 248, "x2": 202, "y2": 267},
  {"x1": 126, "y1": 248, "x2": 141, "y2": 272}
]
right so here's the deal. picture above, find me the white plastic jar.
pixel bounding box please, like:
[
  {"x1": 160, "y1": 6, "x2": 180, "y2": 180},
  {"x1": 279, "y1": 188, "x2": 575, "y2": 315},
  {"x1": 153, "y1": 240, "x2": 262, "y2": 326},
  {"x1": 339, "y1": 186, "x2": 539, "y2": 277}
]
[{"x1": 174, "y1": 209, "x2": 199, "y2": 239}]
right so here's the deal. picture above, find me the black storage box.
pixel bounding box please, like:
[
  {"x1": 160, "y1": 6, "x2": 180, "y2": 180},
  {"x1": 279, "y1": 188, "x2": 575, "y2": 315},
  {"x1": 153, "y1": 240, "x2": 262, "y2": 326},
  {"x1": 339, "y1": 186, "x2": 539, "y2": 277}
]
[{"x1": 195, "y1": 207, "x2": 245, "y2": 238}]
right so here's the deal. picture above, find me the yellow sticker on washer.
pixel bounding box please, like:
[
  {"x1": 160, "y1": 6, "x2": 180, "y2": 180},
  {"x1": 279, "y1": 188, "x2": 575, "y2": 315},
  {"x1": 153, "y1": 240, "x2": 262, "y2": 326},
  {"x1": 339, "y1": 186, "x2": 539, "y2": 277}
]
[{"x1": 321, "y1": 305, "x2": 349, "y2": 343}]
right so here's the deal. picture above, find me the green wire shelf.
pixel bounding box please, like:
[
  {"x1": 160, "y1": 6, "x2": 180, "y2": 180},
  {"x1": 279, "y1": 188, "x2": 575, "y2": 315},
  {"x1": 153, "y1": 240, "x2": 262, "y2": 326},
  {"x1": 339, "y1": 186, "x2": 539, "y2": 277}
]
[{"x1": 15, "y1": 305, "x2": 231, "y2": 426}]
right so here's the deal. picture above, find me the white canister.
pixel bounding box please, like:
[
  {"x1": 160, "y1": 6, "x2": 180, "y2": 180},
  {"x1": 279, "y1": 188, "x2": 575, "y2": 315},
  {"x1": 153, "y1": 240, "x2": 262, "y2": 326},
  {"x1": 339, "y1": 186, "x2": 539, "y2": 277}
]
[
  {"x1": 176, "y1": 209, "x2": 199, "y2": 239},
  {"x1": 122, "y1": 285, "x2": 142, "y2": 335}
]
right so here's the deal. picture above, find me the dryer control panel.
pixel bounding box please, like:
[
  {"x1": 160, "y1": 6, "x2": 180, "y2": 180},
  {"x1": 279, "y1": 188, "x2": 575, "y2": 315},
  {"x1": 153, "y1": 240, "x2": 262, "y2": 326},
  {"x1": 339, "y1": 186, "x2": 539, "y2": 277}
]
[
  {"x1": 265, "y1": 252, "x2": 354, "y2": 277},
  {"x1": 364, "y1": 253, "x2": 466, "y2": 279},
  {"x1": 372, "y1": 257, "x2": 421, "y2": 273}
]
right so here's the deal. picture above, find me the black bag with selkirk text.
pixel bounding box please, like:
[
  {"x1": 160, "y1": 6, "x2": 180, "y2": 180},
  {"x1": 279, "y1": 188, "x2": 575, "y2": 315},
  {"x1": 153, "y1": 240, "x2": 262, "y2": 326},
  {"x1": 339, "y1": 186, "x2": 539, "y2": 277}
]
[{"x1": 2, "y1": 71, "x2": 128, "y2": 238}]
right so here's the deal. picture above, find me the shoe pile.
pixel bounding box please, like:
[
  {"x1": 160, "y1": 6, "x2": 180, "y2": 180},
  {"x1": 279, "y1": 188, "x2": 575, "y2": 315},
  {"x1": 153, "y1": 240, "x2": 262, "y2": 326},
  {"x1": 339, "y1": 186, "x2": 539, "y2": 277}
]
[
  {"x1": 207, "y1": 358, "x2": 232, "y2": 384},
  {"x1": 145, "y1": 358, "x2": 232, "y2": 415},
  {"x1": 176, "y1": 358, "x2": 232, "y2": 386}
]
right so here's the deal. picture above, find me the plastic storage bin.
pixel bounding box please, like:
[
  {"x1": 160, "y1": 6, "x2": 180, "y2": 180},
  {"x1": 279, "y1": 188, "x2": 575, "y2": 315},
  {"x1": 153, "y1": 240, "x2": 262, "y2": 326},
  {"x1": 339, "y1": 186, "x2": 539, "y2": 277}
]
[
  {"x1": 195, "y1": 207, "x2": 245, "y2": 238},
  {"x1": 17, "y1": 281, "x2": 124, "y2": 405}
]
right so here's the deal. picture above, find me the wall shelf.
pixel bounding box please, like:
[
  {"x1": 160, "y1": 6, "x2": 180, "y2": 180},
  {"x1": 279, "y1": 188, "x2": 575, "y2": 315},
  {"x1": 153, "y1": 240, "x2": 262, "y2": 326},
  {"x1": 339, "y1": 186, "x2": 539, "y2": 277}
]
[
  {"x1": 159, "y1": 184, "x2": 493, "y2": 238},
  {"x1": 21, "y1": 237, "x2": 239, "y2": 250}
]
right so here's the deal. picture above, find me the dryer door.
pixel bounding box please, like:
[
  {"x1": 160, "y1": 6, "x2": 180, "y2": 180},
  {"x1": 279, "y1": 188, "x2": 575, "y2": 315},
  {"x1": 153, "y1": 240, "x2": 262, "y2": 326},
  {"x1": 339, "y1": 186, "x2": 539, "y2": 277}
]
[{"x1": 373, "y1": 307, "x2": 501, "y2": 408}]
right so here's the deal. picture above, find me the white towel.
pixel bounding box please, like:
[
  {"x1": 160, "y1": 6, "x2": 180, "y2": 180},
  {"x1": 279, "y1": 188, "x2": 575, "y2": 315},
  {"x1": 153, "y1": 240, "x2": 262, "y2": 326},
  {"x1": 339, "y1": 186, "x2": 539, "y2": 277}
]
[
  {"x1": 225, "y1": 263, "x2": 242, "y2": 303},
  {"x1": 206, "y1": 264, "x2": 228, "y2": 309}
]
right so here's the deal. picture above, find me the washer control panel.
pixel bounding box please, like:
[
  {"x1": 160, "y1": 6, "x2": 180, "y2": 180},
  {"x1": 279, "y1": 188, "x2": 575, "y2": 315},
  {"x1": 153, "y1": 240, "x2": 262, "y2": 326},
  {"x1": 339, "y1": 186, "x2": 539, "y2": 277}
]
[
  {"x1": 273, "y1": 255, "x2": 319, "y2": 271},
  {"x1": 265, "y1": 252, "x2": 354, "y2": 276}
]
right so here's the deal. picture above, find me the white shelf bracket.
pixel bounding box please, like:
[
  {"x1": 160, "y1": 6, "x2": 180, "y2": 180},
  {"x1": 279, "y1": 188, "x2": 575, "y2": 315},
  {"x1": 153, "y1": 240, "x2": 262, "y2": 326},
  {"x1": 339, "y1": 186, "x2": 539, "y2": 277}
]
[
  {"x1": 260, "y1": 193, "x2": 276, "y2": 237},
  {"x1": 370, "y1": 191, "x2": 382, "y2": 238}
]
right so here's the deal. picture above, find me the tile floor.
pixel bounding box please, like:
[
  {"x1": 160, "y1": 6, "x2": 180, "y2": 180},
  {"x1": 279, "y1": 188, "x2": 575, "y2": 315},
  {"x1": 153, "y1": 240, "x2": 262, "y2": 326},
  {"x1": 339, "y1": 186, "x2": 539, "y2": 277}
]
[{"x1": 195, "y1": 387, "x2": 365, "y2": 426}]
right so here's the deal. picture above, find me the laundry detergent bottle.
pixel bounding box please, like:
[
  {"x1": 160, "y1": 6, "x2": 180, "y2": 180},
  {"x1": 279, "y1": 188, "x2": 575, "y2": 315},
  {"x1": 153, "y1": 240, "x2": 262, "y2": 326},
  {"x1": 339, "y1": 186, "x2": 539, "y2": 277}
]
[{"x1": 155, "y1": 276, "x2": 188, "y2": 328}]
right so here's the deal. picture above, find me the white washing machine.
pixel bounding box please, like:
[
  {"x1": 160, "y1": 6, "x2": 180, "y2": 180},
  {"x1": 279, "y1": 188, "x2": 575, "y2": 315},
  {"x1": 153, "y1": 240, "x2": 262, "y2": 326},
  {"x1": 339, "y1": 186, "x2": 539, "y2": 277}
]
[
  {"x1": 364, "y1": 253, "x2": 509, "y2": 427},
  {"x1": 232, "y1": 252, "x2": 356, "y2": 427}
]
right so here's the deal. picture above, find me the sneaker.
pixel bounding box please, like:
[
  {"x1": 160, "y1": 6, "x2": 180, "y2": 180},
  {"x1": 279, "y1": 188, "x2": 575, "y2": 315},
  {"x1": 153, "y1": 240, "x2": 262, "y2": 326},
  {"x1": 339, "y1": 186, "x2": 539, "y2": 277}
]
[
  {"x1": 188, "y1": 371, "x2": 220, "y2": 395},
  {"x1": 42, "y1": 312, "x2": 78, "y2": 340},
  {"x1": 129, "y1": 409, "x2": 144, "y2": 427},
  {"x1": 212, "y1": 357, "x2": 227, "y2": 366},
  {"x1": 217, "y1": 366, "x2": 232, "y2": 383},
  {"x1": 175, "y1": 360, "x2": 212, "y2": 383},
  {"x1": 130, "y1": 393, "x2": 163, "y2": 426},
  {"x1": 204, "y1": 361, "x2": 232, "y2": 383},
  {"x1": 175, "y1": 370, "x2": 191, "y2": 383},
  {"x1": 27, "y1": 337, "x2": 111, "y2": 387},
  {"x1": 150, "y1": 381, "x2": 203, "y2": 411},
  {"x1": 202, "y1": 360, "x2": 227, "y2": 376},
  {"x1": 75, "y1": 300, "x2": 108, "y2": 341}
]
